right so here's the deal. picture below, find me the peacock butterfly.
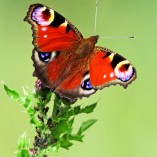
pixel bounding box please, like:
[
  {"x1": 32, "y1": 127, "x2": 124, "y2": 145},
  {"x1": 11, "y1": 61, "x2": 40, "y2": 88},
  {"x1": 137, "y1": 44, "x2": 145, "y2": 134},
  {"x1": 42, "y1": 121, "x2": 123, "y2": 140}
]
[{"x1": 24, "y1": 4, "x2": 137, "y2": 101}]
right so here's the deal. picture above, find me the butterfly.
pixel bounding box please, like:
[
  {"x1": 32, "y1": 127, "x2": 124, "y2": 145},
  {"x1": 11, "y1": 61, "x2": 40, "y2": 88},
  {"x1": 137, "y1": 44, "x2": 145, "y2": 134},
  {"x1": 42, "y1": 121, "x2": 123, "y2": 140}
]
[{"x1": 24, "y1": 4, "x2": 137, "y2": 102}]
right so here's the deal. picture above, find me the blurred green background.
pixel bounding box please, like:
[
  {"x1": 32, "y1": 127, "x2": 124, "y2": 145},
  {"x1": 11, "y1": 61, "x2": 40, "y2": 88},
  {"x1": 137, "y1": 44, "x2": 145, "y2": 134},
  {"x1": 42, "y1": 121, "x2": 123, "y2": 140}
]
[{"x1": 0, "y1": 0, "x2": 157, "y2": 156}]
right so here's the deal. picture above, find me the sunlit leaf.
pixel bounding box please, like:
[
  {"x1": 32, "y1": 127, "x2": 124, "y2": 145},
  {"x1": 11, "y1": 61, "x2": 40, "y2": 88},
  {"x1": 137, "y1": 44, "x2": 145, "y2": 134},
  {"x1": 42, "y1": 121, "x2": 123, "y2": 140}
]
[
  {"x1": 80, "y1": 102, "x2": 97, "y2": 114},
  {"x1": 26, "y1": 104, "x2": 35, "y2": 116},
  {"x1": 3, "y1": 84, "x2": 20, "y2": 101},
  {"x1": 54, "y1": 120, "x2": 72, "y2": 137},
  {"x1": 17, "y1": 132, "x2": 30, "y2": 157},
  {"x1": 21, "y1": 149, "x2": 29, "y2": 157},
  {"x1": 23, "y1": 96, "x2": 31, "y2": 108},
  {"x1": 30, "y1": 116, "x2": 41, "y2": 127},
  {"x1": 68, "y1": 134, "x2": 84, "y2": 142},
  {"x1": 60, "y1": 140, "x2": 73, "y2": 149},
  {"x1": 78, "y1": 119, "x2": 97, "y2": 135},
  {"x1": 48, "y1": 143, "x2": 60, "y2": 154}
]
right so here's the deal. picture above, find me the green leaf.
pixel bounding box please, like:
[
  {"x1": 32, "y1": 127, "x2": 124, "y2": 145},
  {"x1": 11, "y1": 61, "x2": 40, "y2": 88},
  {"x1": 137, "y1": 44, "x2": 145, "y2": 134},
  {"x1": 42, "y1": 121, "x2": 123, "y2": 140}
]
[
  {"x1": 60, "y1": 140, "x2": 73, "y2": 149},
  {"x1": 66, "y1": 109, "x2": 74, "y2": 119},
  {"x1": 21, "y1": 149, "x2": 30, "y2": 157},
  {"x1": 46, "y1": 90, "x2": 52, "y2": 101},
  {"x1": 68, "y1": 118, "x2": 74, "y2": 127},
  {"x1": 26, "y1": 105, "x2": 35, "y2": 116},
  {"x1": 54, "y1": 94, "x2": 62, "y2": 105},
  {"x1": 68, "y1": 134, "x2": 84, "y2": 142},
  {"x1": 54, "y1": 120, "x2": 72, "y2": 137},
  {"x1": 3, "y1": 84, "x2": 20, "y2": 101},
  {"x1": 42, "y1": 90, "x2": 52, "y2": 106},
  {"x1": 17, "y1": 132, "x2": 30, "y2": 157},
  {"x1": 78, "y1": 119, "x2": 97, "y2": 135},
  {"x1": 30, "y1": 116, "x2": 41, "y2": 127},
  {"x1": 27, "y1": 108, "x2": 35, "y2": 117},
  {"x1": 57, "y1": 104, "x2": 71, "y2": 118},
  {"x1": 21, "y1": 96, "x2": 35, "y2": 116},
  {"x1": 48, "y1": 143, "x2": 60, "y2": 154},
  {"x1": 23, "y1": 96, "x2": 31, "y2": 108},
  {"x1": 80, "y1": 102, "x2": 97, "y2": 114},
  {"x1": 73, "y1": 106, "x2": 81, "y2": 114},
  {"x1": 18, "y1": 132, "x2": 27, "y2": 149}
]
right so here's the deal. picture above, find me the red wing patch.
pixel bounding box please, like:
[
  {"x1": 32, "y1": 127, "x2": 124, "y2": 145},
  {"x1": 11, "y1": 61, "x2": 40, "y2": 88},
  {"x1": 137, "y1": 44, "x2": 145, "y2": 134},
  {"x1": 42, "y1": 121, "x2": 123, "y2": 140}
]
[
  {"x1": 55, "y1": 72, "x2": 96, "y2": 101},
  {"x1": 89, "y1": 47, "x2": 136, "y2": 89},
  {"x1": 24, "y1": 4, "x2": 83, "y2": 52}
]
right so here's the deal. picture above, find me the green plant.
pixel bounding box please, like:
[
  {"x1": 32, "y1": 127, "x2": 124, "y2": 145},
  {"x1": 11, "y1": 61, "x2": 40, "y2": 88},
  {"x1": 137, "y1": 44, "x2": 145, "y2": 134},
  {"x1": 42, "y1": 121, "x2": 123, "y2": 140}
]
[{"x1": 3, "y1": 82, "x2": 97, "y2": 157}]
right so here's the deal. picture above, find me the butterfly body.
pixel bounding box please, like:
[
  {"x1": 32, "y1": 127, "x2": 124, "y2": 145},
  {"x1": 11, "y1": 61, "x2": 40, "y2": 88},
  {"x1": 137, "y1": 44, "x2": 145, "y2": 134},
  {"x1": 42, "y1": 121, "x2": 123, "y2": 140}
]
[{"x1": 25, "y1": 4, "x2": 137, "y2": 101}]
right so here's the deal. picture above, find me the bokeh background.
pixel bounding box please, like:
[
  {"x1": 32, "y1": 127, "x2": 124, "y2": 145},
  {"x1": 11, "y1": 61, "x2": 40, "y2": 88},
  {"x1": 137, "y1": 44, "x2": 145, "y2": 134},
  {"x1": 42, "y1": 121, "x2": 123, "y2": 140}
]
[{"x1": 0, "y1": 0, "x2": 157, "y2": 156}]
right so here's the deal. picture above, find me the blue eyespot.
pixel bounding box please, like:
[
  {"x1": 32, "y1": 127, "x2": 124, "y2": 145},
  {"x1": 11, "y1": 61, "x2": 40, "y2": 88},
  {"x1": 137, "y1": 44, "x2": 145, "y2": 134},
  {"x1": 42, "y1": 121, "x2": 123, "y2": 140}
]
[
  {"x1": 81, "y1": 79, "x2": 93, "y2": 90},
  {"x1": 38, "y1": 52, "x2": 51, "y2": 63}
]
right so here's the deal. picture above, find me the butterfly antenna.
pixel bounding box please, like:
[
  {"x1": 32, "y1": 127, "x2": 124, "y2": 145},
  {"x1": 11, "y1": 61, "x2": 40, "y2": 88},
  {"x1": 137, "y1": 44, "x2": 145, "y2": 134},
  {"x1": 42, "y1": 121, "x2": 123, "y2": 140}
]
[
  {"x1": 94, "y1": 0, "x2": 99, "y2": 34},
  {"x1": 100, "y1": 36, "x2": 135, "y2": 39}
]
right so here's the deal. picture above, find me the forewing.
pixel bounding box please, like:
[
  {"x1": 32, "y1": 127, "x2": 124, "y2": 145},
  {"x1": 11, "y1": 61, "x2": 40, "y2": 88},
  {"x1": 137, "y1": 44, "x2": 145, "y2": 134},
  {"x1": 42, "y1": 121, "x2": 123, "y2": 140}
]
[
  {"x1": 25, "y1": 4, "x2": 83, "y2": 52},
  {"x1": 89, "y1": 46, "x2": 137, "y2": 89}
]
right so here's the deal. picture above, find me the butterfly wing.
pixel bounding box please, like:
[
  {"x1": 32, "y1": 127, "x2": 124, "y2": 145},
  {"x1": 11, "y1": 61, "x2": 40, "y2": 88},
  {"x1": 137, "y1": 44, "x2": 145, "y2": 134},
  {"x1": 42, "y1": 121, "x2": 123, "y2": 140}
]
[
  {"x1": 24, "y1": 4, "x2": 83, "y2": 52},
  {"x1": 89, "y1": 46, "x2": 136, "y2": 89},
  {"x1": 32, "y1": 48, "x2": 96, "y2": 101},
  {"x1": 25, "y1": 3, "x2": 88, "y2": 101},
  {"x1": 53, "y1": 45, "x2": 137, "y2": 101}
]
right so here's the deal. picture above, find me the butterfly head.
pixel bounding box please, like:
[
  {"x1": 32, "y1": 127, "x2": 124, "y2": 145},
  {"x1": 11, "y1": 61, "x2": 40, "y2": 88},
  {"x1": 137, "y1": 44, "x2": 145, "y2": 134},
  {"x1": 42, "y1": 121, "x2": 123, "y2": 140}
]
[
  {"x1": 89, "y1": 35, "x2": 99, "y2": 45},
  {"x1": 75, "y1": 35, "x2": 99, "y2": 58}
]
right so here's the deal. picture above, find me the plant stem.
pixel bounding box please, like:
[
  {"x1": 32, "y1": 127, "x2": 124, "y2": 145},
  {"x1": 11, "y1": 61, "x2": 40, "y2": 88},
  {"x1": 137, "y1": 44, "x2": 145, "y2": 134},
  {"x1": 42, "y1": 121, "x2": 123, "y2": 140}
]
[{"x1": 52, "y1": 94, "x2": 61, "y2": 118}]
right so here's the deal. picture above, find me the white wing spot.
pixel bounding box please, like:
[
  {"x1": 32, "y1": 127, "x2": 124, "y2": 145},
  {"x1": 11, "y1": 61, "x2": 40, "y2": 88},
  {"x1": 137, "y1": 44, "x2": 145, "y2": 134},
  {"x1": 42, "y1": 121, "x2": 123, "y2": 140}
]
[
  {"x1": 103, "y1": 75, "x2": 106, "y2": 79},
  {"x1": 110, "y1": 72, "x2": 114, "y2": 78},
  {"x1": 44, "y1": 35, "x2": 47, "y2": 38},
  {"x1": 41, "y1": 27, "x2": 47, "y2": 31}
]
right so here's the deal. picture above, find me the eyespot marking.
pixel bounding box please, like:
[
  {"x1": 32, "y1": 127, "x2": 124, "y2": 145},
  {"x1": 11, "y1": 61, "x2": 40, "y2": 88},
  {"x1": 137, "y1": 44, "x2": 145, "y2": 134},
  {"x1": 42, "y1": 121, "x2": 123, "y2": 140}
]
[
  {"x1": 119, "y1": 63, "x2": 130, "y2": 72},
  {"x1": 81, "y1": 79, "x2": 93, "y2": 90},
  {"x1": 37, "y1": 50, "x2": 59, "y2": 63},
  {"x1": 38, "y1": 52, "x2": 52, "y2": 63},
  {"x1": 114, "y1": 61, "x2": 135, "y2": 82},
  {"x1": 79, "y1": 73, "x2": 95, "y2": 96},
  {"x1": 31, "y1": 5, "x2": 54, "y2": 26}
]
